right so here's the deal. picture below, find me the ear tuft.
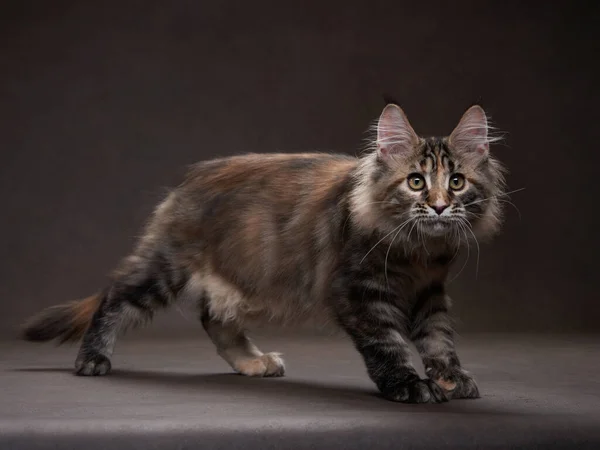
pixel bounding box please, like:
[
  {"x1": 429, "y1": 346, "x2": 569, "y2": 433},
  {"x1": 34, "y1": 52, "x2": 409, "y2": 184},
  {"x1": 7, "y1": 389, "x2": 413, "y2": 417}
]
[
  {"x1": 376, "y1": 104, "x2": 418, "y2": 160},
  {"x1": 382, "y1": 93, "x2": 401, "y2": 106}
]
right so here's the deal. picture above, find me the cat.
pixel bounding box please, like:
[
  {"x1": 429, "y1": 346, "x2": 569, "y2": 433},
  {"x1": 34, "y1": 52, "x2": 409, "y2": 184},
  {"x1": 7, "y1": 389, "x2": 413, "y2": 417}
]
[{"x1": 21, "y1": 102, "x2": 505, "y2": 403}]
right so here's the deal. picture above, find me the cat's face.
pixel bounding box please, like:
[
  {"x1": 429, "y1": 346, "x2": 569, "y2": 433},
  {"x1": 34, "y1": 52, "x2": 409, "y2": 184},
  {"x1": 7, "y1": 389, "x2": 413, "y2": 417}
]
[
  {"x1": 353, "y1": 104, "x2": 505, "y2": 244},
  {"x1": 386, "y1": 136, "x2": 499, "y2": 238}
]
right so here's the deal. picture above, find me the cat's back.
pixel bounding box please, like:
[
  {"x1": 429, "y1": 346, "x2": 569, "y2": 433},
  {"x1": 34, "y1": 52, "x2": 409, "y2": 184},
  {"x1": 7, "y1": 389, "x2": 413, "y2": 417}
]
[
  {"x1": 166, "y1": 151, "x2": 359, "y2": 249},
  {"x1": 180, "y1": 152, "x2": 358, "y2": 196}
]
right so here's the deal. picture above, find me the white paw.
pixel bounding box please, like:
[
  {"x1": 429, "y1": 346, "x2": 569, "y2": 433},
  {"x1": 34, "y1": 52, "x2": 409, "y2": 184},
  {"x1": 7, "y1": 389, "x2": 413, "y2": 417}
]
[
  {"x1": 261, "y1": 352, "x2": 285, "y2": 377},
  {"x1": 234, "y1": 352, "x2": 285, "y2": 377}
]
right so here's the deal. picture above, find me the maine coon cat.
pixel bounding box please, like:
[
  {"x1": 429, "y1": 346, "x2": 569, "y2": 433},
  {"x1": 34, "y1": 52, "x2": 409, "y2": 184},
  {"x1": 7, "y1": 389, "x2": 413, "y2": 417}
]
[{"x1": 21, "y1": 103, "x2": 505, "y2": 403}]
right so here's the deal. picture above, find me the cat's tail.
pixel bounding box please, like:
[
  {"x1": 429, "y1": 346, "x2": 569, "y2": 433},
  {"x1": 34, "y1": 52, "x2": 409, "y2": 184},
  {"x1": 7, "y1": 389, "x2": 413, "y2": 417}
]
[{"x1": 20, "y1": 294, "x2": 101, "y2": 344}]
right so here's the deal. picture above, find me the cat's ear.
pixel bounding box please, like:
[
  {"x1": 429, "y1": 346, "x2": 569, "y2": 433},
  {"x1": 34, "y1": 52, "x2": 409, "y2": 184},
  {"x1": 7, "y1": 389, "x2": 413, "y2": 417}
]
[
  {"x1": 376, "y1": 104, "x2": 419, "y2": 160},
  {"x1": 449, "y1": 105, "x2": 491, "y2": 158}
]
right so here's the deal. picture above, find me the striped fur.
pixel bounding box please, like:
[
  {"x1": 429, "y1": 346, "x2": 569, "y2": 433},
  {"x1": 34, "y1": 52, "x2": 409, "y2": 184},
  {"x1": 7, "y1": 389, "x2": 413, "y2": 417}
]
[{"x1": 21, "y1": 104, "x2": 505, "y2": 402}]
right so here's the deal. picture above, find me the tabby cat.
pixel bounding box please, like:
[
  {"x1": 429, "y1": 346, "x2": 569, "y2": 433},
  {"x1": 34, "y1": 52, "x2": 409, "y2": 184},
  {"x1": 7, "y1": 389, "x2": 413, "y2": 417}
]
[{"x1": 21, "y1": 103, "x2": 505, "y2": 403}]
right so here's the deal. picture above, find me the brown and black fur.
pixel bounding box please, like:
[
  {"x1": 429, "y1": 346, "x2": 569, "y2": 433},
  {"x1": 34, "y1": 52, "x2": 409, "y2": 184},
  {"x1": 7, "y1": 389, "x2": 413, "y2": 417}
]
[{"x1": 21, "y1": 103, "x2": 505, "y2": 403}]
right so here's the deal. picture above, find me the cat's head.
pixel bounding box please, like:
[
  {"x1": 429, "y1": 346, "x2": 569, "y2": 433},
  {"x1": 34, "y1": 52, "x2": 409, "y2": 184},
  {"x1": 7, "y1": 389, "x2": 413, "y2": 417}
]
[{"x1": 351, "y1": 103, "x2": 506, "y2": 244}]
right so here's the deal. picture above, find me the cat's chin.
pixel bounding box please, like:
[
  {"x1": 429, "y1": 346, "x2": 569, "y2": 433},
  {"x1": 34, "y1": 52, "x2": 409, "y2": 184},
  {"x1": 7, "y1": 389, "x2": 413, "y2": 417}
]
[{"x1": 418, "y1": 219, "x2": 455, "y2": 237}]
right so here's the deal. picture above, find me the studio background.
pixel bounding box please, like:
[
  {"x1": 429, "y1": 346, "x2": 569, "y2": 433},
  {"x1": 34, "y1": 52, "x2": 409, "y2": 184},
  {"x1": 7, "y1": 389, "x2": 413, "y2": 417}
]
[{"x1": 1, "y1": 0, "x2": 598, "y2": 338}]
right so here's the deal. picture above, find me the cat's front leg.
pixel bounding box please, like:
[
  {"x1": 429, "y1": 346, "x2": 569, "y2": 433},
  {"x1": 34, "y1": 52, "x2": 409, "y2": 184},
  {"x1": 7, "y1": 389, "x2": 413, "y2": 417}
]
[
  {"x1": 336, "y1": 285, "x2": 448, "y2": 404},
  {"x1": 410, "y1": 284, "x2": 480, "y2": 399}
]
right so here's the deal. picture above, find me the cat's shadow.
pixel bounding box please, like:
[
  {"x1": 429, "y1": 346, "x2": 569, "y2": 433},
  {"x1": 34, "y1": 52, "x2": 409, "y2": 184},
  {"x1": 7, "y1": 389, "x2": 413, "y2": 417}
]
[{"x1": 13, "y1": 367, "x2": 525, "y2": 416}]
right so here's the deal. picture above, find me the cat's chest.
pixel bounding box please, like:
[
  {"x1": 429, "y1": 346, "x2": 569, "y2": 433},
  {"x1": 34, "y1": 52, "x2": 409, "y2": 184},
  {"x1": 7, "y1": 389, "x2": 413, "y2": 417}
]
[
  {"x1": 410, "y1": 257, "x2": 450, "y2": 288},
  {"x1": 350, "y1": 251, "x2": 450, "y2": 298}
]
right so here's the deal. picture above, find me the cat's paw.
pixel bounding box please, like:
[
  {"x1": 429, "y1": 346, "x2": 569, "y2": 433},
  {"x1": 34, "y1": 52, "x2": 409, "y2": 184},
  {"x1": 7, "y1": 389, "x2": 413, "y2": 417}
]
[
  {"x1": 234, "y1": 352, "x2": 285, "y2": 377},
  {"x1": 261, "y1": 352, "x2": 285, "y2": 377},
  {"x1": 433, "y1": 368, "x2": 480, "y2": 399},
  {"x1": 384, "y1": 378, "x2": 449, "y2": 404},
  {"x1": 75, "y1": 354, "x2": 112, "y2": 376}
]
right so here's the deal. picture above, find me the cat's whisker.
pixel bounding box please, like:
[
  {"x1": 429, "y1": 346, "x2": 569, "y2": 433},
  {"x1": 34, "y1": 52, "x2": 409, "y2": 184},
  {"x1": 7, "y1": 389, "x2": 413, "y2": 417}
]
[
  {"x1": 497, "y1": 198, "x2": 522, "y2": 220},
  {"x1": 465, "y1": 211, "x2": 484, "y2": 218},
  {"x1": 384, "y1": 218, "x2": 414, "y2": 287},
  {"x1": 459, "y1": 217, "x2": 480, "y2": 279},
  {"x1": 406, "y1": 220, "x2": 418, "y2": 246},
  {"x1": 359, "y1": 217, "x2": 413, "y2": 265},
  {"x1": 457, "y1": 217, "x2": 473, "y2": 229},
  {"x1": 462, "y1": 187, "x2": 526, "y2": 208},
  {"x1": 448, "y1": 226, "x2": 462, "y2": 265},
  {"x1": 417, "y1": 221, "x2": 429, "y2": 255},
  {"x1": 449, "y1": 221, "x2": 470, "y2": 283}
]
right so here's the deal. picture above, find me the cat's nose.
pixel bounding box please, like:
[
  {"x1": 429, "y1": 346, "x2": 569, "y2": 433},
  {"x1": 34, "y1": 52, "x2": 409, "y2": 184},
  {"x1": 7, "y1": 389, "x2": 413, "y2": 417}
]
[{"x1": 431, "y1": 204, "x2": 449, "y2": 215}]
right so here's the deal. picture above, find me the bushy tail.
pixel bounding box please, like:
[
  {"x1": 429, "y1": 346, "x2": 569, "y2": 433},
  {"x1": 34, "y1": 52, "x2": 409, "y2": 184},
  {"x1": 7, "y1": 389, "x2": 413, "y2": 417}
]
[{"x1": 20, "y1": 294, "x2": 101, "y2": 344}]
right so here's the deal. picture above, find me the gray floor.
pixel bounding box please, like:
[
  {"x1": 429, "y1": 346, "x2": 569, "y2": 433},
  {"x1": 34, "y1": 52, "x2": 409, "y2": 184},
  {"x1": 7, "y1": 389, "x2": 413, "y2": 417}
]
[{"x1": 1, "y1": 333, "x2": 599, "y2": 449}]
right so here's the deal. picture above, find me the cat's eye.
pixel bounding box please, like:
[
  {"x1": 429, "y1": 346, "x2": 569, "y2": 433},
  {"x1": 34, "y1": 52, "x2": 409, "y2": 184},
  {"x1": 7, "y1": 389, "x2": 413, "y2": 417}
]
[
  {"x1": 449, "y1": 174, "x2": 466, "y2": 190},
  {"x1": 407, "y1": 174, "x2": 425, "y2": 191}
]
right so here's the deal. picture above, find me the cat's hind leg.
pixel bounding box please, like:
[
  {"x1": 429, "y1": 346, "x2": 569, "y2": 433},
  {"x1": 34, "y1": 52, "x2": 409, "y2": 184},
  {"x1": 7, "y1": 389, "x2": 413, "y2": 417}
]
[
  {"x1": 189, "y1": 271, "x2": 285, "y2": 377},
  {"x1": 201, "y1": 313, "x2": 285, "y2": 377},
  {"x1": 75, "y1": 253, "x2": 179, "y2": 376}
]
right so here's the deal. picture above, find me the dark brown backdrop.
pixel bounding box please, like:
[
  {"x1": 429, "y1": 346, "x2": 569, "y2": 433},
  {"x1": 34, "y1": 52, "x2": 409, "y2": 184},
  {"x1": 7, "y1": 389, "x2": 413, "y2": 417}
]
[{"x1": 1, "y1": 0, "x2": 598, "y2": 337}]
